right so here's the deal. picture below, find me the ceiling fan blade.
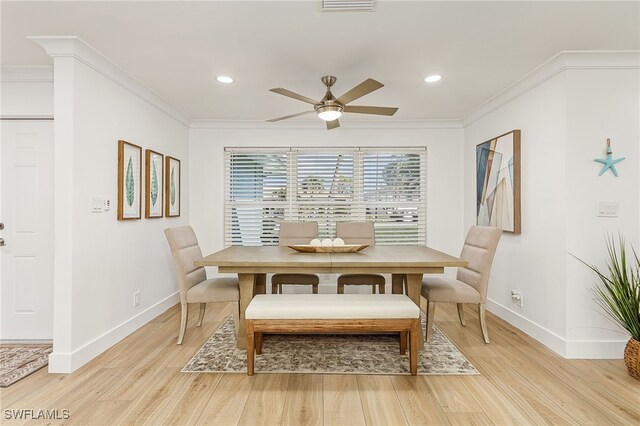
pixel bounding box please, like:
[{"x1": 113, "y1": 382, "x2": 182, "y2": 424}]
[
  {"x1": 343, "y1": 105, "x2": 398, "y2": 116},
  {"x1": 266, "y1": 110, "x2": 315, "y2": 122},
  {"x1": 269, "y1": 88, "x2": 319, "y2": 105},
  {"x1": 336, "y1": 78, "x2": 384, "y2": 105},
  {"x1": 326, "y1": 119, "x2": 340, "y2": 130}
]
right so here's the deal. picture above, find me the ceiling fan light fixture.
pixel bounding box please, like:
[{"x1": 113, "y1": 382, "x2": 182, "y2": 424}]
[
  {"x1": 216, "y1": 75, "x2": 234, "y2": 84},
  {"x1": 316, "y1": 104, "x2": 343, "y2": 121},
  {"x1": 424, "y1": 75, "x2": 442, "y2": 83}
]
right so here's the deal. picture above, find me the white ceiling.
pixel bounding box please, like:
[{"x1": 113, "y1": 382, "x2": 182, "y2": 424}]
[{"x1": 2, "y1": 1, "x2": 638, "y2": 121}]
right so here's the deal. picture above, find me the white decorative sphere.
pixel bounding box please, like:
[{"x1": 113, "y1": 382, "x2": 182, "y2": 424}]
[
  {"x1": 333, "y1": 237, "x2": 345, "y2": 246},
  {"x1": 309, "y1": 239, "x2": 322, "y2": 246},
  {"x1": 321, "y1": 238, "x2": 334, "y2": 247}
]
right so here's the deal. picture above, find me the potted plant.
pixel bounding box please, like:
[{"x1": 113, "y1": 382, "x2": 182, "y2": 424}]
[{"x1": 578, "y1": 236, "x2": 640, "y2": 380}]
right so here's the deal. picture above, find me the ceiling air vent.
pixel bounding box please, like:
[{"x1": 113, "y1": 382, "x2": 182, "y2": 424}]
[{"x1": 320, "y1": 0, "x2": 375, "y2": 12}]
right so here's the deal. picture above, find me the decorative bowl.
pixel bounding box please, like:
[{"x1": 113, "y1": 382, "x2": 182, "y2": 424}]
[{"x1": 288, "y1": 244, "x2": 369, "y2": 253}]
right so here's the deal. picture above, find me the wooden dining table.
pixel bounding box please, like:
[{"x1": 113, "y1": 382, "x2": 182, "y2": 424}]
[{"x1": 195, "y1": 245, "x2": 467, "y2": 349}]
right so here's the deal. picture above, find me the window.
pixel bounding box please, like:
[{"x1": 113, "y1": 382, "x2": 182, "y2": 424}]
[{"x1": 224, "y1": 147, "x2": 426, "y2": 246}]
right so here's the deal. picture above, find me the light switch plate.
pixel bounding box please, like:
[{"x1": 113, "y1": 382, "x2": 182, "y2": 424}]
[
  {"x1": 597, "y1": 201, "x2": 619, "y2": 218},
  {"x1": 91, "y1": 197, "x2": 103, "y2": 213}
]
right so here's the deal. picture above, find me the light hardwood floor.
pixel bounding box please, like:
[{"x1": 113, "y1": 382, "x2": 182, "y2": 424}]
[{"x1": 2, "y1": 300, "x2": 639, "y2": 425}]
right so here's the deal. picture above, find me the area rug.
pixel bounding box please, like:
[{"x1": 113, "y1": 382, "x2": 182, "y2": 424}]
[
  {"x1": 183, "y1": 316, "x2": 478, "y2": 375},
  {"x1": 0, "y1": 345, "x2": 52, "y2": 387}
]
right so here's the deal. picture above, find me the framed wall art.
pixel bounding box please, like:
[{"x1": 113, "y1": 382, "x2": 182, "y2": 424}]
[
  {"x1": 476, "y1": 130, "x2": 521, "y2": 234},
  {"x1": 145, "y1": 149, "x2": 164, "y2": 218},
  {"x1": 165, "y1": 156, "x2": 181, "y2": 217},
  {"x1": 118, "y1": 140, "x2": 142, "y2": 220}
]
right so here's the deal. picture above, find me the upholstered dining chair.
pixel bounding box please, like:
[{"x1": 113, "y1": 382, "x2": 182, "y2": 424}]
[
  {"x1": 422, "y1": 225, "x2": 502, "y2": 344},
  {"x1": 336, "y1": 221, "x2": 385, "y2": 294},
  {"x1": 271, "y1": 222, "x2": 320, "y2": 294},
  {"x1": 165, "y1": 226, "x2": 240, "y2": 344}
]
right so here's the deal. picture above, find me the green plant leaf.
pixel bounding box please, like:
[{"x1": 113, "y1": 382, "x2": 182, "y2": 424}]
[
  {"x1": 150, "y1": 160, "x2": 158, "y2": 206},
  {"x1": 126, "y1": 157, "x2": 134, "y2": 207},
  {"x1": 170, "y1": 167, "x2": 176, "y2": 206},
  {"x1": 574, "y1": 235, "x2": 640, "y2": 341}
]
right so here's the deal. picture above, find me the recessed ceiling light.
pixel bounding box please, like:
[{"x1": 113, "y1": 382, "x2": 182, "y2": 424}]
[
  {"x1": 216, "y1": 76, "x2": 234, "y2": 84},
  {"x1": 424, "y1": 75, "x2": 442, "y2": 83}
]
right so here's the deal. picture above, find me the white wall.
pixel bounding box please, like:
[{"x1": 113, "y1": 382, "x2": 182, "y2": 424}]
[
  {"x1": 564, "y1": 68, "x2": 640, "y2": 357},
  {"x1": 31, "y1": 37, "x2": 190, "y2": 372},
  {"x1": 464, "y1": 73, "x2": 569, "y2": 349},
  {"x1": 190, "y1": 123, "x2": 466, "y2": 286},
  {"x1": 69, "y1": 60, "x2": 190, "y2": 349},
  {"x1": 463, "y1": 52, "x2": 640, "y2": 358},
  {"x1": 0, "y1": 66, "x2": 53, "y2": 117}
]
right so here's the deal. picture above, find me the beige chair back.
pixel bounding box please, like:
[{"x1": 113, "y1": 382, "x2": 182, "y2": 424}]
[
  {"x1": 336, "y1": 222, "x2": 376, "y2": 245},
  {"x1": 456, "y1": 226, "x2": 502, "y2": 303},
  {"x1": 165, "y1": 226, "x2": 207, "y2": 304},
  {"x1": 278, "y1": 222, "x2": 318, "y2": 246}
]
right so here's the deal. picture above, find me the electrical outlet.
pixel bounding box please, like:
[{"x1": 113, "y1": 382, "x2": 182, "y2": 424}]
[
  {"x1": 103, "y1": 199, "x2": 111, "y2": 211},
  {"x1": 511, "y1": 289, "x2": 523, "y2": 307},
  {"x1": 133, "y1": 291, "x2": 140, "y2": 307}
]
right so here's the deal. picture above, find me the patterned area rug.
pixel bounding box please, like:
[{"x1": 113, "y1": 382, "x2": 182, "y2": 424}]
[
  {"x1": 0, "y1": 345, "x2": 52, "y2": 387},
  {"x1": 183, "y1": 316, "x2": 478, "y2": 375}
]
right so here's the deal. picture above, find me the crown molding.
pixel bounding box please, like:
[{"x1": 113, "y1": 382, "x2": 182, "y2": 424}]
[
  {"x1": 462, "y1": 50, "x2": 640, "y2": 127},
  {"x1": 190, "y1": 119, "x2": 463, "y2": 130},
  {"x1": 27, "y1": 36, "x2": 191, "y2": 127},
  {"x1": 1, "y1": 66, "x2": 53, "y2": 82}
]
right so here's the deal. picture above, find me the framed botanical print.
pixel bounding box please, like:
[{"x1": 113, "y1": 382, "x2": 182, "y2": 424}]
[
  {"x1": 145, "y1": 149, "x2": 164, "y2": 218},
  {"x1": 118, "y1": 140, "x2": 142, "y2": 220},
  {"x1": 165, "y1": 156, "x2": 181, "y2": 217},
  {"x1": 476, "y1": 130, "x2": 521, "y2": 234}
]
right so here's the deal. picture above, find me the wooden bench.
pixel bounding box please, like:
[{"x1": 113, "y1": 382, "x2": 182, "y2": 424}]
[{"x1": 245, "y1": 294, "x2": 420, "y2": 375}]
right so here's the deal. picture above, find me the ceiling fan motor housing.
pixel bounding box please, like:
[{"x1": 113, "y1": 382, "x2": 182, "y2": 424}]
[{"x1": 321, "y1": 75, "x2": 337, "y2": 87}]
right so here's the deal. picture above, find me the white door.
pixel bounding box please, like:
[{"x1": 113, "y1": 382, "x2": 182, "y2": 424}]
[{"x1": 0, "y1": 120, "x2": 54, "y2": 340}]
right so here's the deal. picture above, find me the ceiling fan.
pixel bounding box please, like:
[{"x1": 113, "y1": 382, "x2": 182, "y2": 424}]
[{"x1": 267, "y1": 76, "x2": 398, "y2": 130}]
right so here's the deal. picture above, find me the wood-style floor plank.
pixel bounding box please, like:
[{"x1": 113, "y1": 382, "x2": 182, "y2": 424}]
[
  {"x1": 458, "y1": 375, "x2": 537, "y2": 425},
  {"x1": 323, "y1": 375, "x2": 366, "y2": 426},
  {"x1": 1, "y1": 301, "x2": 638, "y2": 426},
  {"x1": 389, "y1": 376, "x2": 451, "y2": 425},
  {"x1": 154, "y1": 373, "x2": 224, "y2": 425},
  {"x1": 357, "y1": 375, "x2": 408, "y2": 425},
  {"x1": 472, "y1": 356, "x2": 578, "y2": 426},
  {"x1": 446, "y1": 411, "x2": 495, "y2": 426},
  {"x1": 237, "y1": 373, "x2": 289, "y2": 426},
  {"x1": 110, "y1": 367, "x2": 194, "y2": 425},
  {"x1": 280, "y1": 374, "x2": 323, "y2": 426},
  {"x1": 195, "y1": 373, "x2": 254, "y2": 425},
  {"x1": 425, "y1": 376, "x2": 484, "y2": 413}
]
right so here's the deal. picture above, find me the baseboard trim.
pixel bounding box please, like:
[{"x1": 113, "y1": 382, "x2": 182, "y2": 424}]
[
  {"x1": 48, "y1": 292, "x2": 179, "y2": 373},
  {"x1": 485, "y1": 298, "x2": 568, "y2": 357},
  {"x1": 486, "y1": 298, "x2": 627, "y2": 359},
  {"x1": 565, "y1": 338, "x2": 628, "y2": 359}
]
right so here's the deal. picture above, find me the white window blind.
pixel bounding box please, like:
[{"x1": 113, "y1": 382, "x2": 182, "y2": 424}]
[
  {"x1": 224, "y1": 147, "x2": 427, "y2": 246},
  {"x1": 224, "y1": 151, "x2": 287, "y2": 246},
  {"x1": 362, "y1": 151, "x2": 426, "y2": 245},
  {"x1": 295, "y1": 150, "x2": 355, "y2": 239}
]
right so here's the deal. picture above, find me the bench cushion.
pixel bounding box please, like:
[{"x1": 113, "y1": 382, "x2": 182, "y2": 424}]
[{"x1": 245, "y1": 294, "x2": 420, "y2": 320}]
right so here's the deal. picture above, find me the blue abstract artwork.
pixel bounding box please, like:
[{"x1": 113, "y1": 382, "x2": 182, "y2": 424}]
[{"x1": 476, "y1": 130, "x2": 521, "y2": 234}]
